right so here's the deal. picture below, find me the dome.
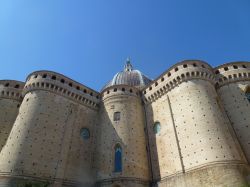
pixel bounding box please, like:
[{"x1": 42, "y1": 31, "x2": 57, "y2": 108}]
[{"x1": 102, "y1": 59, "x2": 152, "y2": 90}]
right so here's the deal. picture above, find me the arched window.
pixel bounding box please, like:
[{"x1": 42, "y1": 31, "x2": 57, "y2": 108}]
[
  {"x1": 80, "y1": 128, "x2": 90, "y2": 140},
  {"x1": 245, "y1": 86, "x2": 250, "y2": 102},
  {"x1": 153, "y1": 122, "x2": 161, "y2": 134},
  {"x1": 114, "y1": 144, "x2": 122, "y2": 172}
]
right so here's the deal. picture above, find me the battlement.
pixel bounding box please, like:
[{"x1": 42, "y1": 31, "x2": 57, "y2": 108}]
[
  {"x1": 101, "y1": 84, "x2": 141, "y2": 102},
  {"x1": 0, "y1": 80, "x2": 25, "y2": 101},
  {"x1": 24, "y1": 71, "x2": 101, "y2": 109},
  {"x1": 214, "y1": 61, "x2": 250, "y2": 87},
  {"x1": 142, "y1": 60, "x2": 215, "y2": 104}
]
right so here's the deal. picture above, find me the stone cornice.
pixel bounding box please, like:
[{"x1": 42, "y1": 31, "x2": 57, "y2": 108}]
[
  {"x1": 23, "y1": 71, "x2": 100, "y2": 110},
  {"x1": 0, "y1": 173, "x2": 81, "y2": 186},
  {"x1": 0, "y1": 80, "x2": 25, "y2": 102},
  {"x1": 101, "y1": 84, "x2": 141, "y2": 103},
  {"x1": 142, "y1": 60, "x2": 215, "y2": 104},
  {"x1": 213, "y1": 62, "x2": 250, "y2": 88},
  {"x1": 156, "y1": 160, "x2": 246, "y2": 182}
]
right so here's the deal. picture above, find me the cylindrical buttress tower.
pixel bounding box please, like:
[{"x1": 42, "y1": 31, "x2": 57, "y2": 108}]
[
  {"x1": 0, "y1": 71, "x2": 100, "y2": 187},
  {"x1": 0, "y1": 80, "x2": 24, "y2": 152},
  {"x1": 96, "y1": 85, "x2": 150, "y2": 187},
  {"x1": 142, "y1": 60, "x2": 249, "y2": 187},
  {"x1": 215, "y1": 62, "x2": 250, "y2": 163}
]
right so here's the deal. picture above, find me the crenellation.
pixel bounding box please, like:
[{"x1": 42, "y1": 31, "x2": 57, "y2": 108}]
[
  {"x1": 24, "y1": 71, "x2": 100, "y2": 110},
  {"x1": 101, "y1": 84, "x2": 141, "y2": 101},
  {"x1": 0, "y1": 80, "x2": 24, "y2": 101},
  {"x1": 26, "y1": 70, "x2": 100, "y2": 98},
  {"x1": 142, "y1": 60, "x2": 215, "y2": 104},
  {"x1": 214, "y1": 61, "x2": 250, "y2": 87}
]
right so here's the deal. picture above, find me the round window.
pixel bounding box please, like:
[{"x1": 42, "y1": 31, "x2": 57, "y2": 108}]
[
  {"x1": 80, "y1": 128, "x2": 90, "y2": 140},
  {"x1": 153, "y1": 122, "x2": 161, "y2": 134}
]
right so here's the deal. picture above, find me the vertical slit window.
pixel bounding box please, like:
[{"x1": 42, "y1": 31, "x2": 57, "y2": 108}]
[{"x1": 114, "y1": 144, "x2": 122, "y2": 172}]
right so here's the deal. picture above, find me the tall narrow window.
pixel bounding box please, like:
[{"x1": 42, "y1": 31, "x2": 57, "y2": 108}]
[
  {"x1": 245, "y1": 86, "x2": 250, "y2": 102},
  {"x1": 114, "y1": 144, "x2": 122, "y2": 172},
  {"x1": 114, "y1": 112, "x2": 121, "y2": 121}
]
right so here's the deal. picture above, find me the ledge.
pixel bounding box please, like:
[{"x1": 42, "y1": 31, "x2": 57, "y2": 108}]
[
  {"x1": 0, "y1": 80, "x2": 25, "y2": 101},
  {"x1": 213, "y1": 62, "x2": 250, "y2": 88},
  {"x1": 142, "y1": 60, "x2": 215, "y2": 104},
  {"x1": 157, "y1": 160, "x2": 247, "y2": 182},
  {"x1": 96, "y1": 177, "x2": 150, "y2": 185},
  {"x1": 0, "y1": 173, "x2": 81, "y2": 186},
  {"x1": 23, "y1": 71, "x2": 101, "y2": 110},
  {"x1": 101, "y1": 84, "x2": 141, "y2": 102}
]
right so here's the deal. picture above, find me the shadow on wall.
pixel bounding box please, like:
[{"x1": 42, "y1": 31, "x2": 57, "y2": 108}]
[
  {"x1": 96, "y1": 91, "x2": 153, "y2": 187},
  {"x1": 143, "y1": 103, "x2": 161, "y2": 187},
  {"x1": 0, "y1": 95, "x2": 85, "y2": 186},
  {"x1": 95, "y1": 106, "x2": 127, "y2": 187},
  {"x1": 12, "y1": 105, "x2": 73, "y2": 186}
]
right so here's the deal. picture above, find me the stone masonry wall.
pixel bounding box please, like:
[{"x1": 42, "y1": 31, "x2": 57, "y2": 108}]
[
  {"x1": 142, "y1": 60, "x2": 249, "y2": 186},
  {"x1": 96, "y1": 85, "x2": 150, "y2": 187},
  {"x1": 0, "y1": 80, "x2": 24, "y2": 152},
  {"x1": 0, "y1": 61, "x2": 249, "y2": 187},
  {"x1": 215, "y1": 62, "x2": 250, "y2": 163},
  {"x1": 0, "y1": 71, "x2": 100, "y2": 187},
  {"x1": 145, "y1": 94, "x2": 183, "y2": 180},
  {"x1": 168, "y1": 80, "x2": 244, "y2": 170}
]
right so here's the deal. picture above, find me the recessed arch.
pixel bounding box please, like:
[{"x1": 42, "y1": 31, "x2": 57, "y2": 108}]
[{"x1": 114, "y1": 144, "x2": 122, "y2": 172}]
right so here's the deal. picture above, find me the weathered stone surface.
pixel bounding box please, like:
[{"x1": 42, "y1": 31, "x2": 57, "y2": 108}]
[{"x1": 0, "y1": 61, "x2": 249, "y2": 187}]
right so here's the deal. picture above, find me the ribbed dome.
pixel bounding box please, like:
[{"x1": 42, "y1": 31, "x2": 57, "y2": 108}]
[{"x1": 102, "y1": 59, "x2": 152, "y2": 90}]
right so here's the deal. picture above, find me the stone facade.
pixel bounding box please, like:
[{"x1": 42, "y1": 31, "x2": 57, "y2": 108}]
[
  {"x1": 0, "y1": 60, "x2": 249, "y2": 187},
  {"x1": 0, "y1": 81, "x2": 24, "y2": 151}
]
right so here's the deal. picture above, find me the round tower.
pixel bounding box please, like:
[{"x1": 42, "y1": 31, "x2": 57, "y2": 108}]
[
  {"x1": 96, "y1": 60, "x2": 151, "y2": 187},
  {"x1": 142, "y1": 60, "x2": 249, "y2": 187},
  {"x1": 214, "y1": 62, "x2": 250, "y2": 163},
  {"x1": 0, "y1": 71, "x2": 100, "y2": 187},
  {"x1": 0, "y1": 80, "x2": 24, "y2": 152}
]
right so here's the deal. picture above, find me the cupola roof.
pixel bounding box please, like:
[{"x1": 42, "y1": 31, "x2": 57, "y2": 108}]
[{"x1": 102, "y1": 58, "x2": 152, "y2": 90}]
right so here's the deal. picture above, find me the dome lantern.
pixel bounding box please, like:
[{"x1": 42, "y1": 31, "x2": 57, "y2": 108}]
[{"x1": 124, "y1": 58, "x2": 133, "y2": 72}]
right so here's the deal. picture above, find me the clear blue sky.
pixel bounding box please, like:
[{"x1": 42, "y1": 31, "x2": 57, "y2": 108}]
[{"x1": 0, "y1": 0, "x2": 250, "y2": 91}]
